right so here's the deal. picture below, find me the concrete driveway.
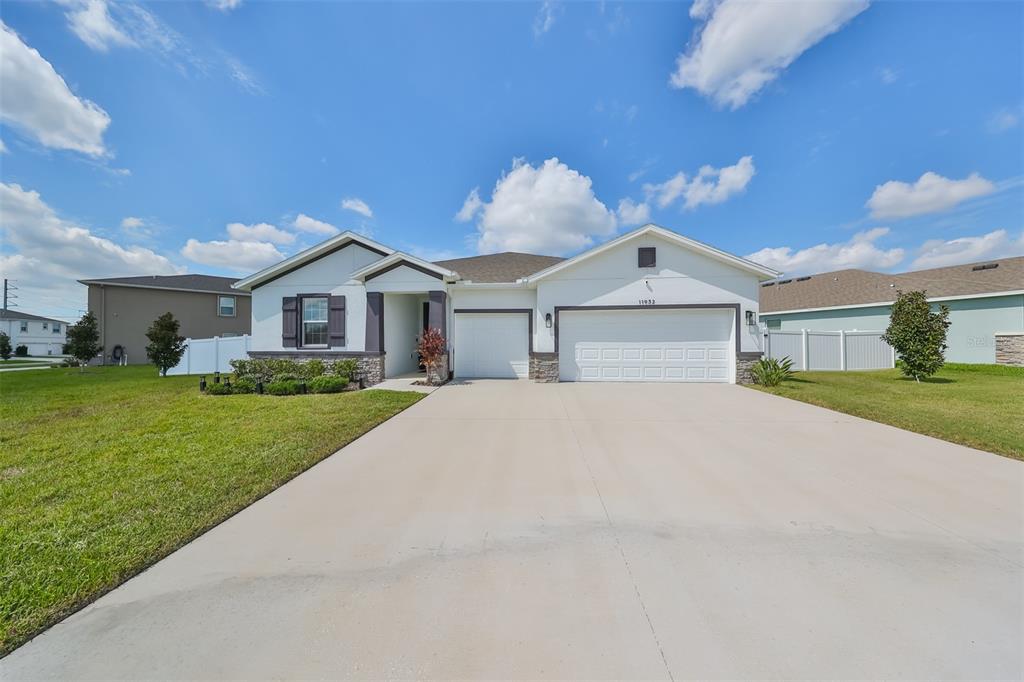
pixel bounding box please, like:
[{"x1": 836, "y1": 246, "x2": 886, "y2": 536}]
[{"x1": 4, "y1": 381, "x2": 1021, "y2": 679}]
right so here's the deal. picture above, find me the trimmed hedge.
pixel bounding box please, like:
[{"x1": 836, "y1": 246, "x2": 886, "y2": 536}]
[
  {"x1": 309, "y1": 375, "x2": 349, "y2": 394},
  {"x1": 230, "y1": 358, "x2": 359, "y2": 384},
  {"x1": 205, "y1": 382, "x2": 233, "y2": 395},
  {"x1": 266, "y1": 379, "x2": 300, "y2": 396}
]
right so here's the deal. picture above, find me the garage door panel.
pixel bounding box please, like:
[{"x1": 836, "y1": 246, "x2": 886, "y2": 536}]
[
  {"x1": 559, "y1": 309, "x2": 733, "y2": 383},
  {"x1": 455, "y1": 313, "x2": 529, "y2": 379}
]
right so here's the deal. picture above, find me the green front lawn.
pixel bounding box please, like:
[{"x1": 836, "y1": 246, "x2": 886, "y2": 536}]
[
  {"x1": 0, "y1": 359, "x2": 52, "y2": 367},
  {"x1": 0, "y1": 366, "x2": 424, "y2": 654},
  {"x1": 749, "y1": 363, "x2": 1024, "y2": 460}
]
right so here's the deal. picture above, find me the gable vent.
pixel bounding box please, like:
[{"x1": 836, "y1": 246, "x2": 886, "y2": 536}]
[{"x1": 971, "y1": 263, "x2": 998, "y2": 271}]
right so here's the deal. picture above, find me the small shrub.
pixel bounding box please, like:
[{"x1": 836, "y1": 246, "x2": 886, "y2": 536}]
[
  {"x1": 266, "y1": 379, "x2": 299, "y2": 396},
  {"x1": 882, "y1": 290, "x2": 951, "y2": 382},
  {"x1": 330, "y1": 358, "x2": 359, "y2": 380},
  {"x1": 309, "y1": 375, "x2": 349, "y2": 393},
  {"x1": 272, "y1": 372, "x2": 299, "y2": 383},
  {"x1": 15, "y1": 345, "x2": 28, "y2": 357},
  {"x1": 301, "y1": 359, "x2": 326, "y2": 379},
  {"x1": 0, "y1": 332, "x2": 11, "y2": 360},
  {"x1": 751, "y1": 357, "x2": 795, "y2": 387},
  {"x1": 205, "y1": 382, "x2": 233, "y2": 395},
  {"x1": 232, "y1": 377, "x2": 257, "y2": 394},
  {"x1": 60, "y1": 358, "x2": 82, "y2": 368}
]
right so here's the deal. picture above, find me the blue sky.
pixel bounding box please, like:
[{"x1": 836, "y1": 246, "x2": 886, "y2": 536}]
[{"x1": 1, "y1": 0, "x2": 1022, "y2": 320}]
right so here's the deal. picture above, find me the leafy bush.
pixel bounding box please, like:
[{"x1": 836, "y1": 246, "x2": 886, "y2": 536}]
[
  {"x1": 330, "y1": 359, "x2": 359, "y2": 380},
  {"x1": 266, "y1": 379, "x2": 300, "y2": 396},
  {"x1": 205, "y1": 382, "x2": 233, "y2": 395},
  {"x1": 751, "y1": 357, "x2": 795, "y2": 387},
  {"x1": 232, "y1": 377, "x2": 257, "y2": 394},
  {"x1": 882, "y1": 290, "x2": 951, "y2": 382},
  {"x1": 272, "y1": 372, "x2": 299, "y2": 383},
  {"x1": 302, "y1": 359, "x2": 326, "y2": 379},
  {"x1": 417, "y1": 327, "x2": 447, "y2": 385},
  {"x1": 309, "y1": 375, "x2": 349, "y2": 393},
  {"x1": 0, "y1": 332, "x2": 11, "y2": 360},
  {"x1": 59, "y1": 358, "x2": 82, "y2": 368},
  {"x1": 15, "y1": 345, "x2": 28, "y2": 357}
]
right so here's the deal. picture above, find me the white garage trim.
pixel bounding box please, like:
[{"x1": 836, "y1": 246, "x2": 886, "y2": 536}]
[
  {"x1": 454, "y1": 309, "x2": 532, "y2": 379},
  {"x1": 554, "y1": 304, "x2": 740, "y2": 383}
]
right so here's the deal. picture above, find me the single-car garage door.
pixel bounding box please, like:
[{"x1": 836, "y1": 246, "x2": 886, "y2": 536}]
[
  {"x1": 558, "y1": 308, "x2": 733, "y2": 382},
  {"x1": 454, "y1": 312, "x2": 529, "y2": 379}
]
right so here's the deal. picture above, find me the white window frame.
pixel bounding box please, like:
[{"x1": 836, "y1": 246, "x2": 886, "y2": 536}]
[
  {"x1": 20, "y1": 321, "x2": 28, "y2": 332},
  {"x1": 42, "y1": 322, "x2": 48, "y2": 331},
  {"x1": 217, "y1": 295, "x2": 236, "y2": 317},
  {"x1": 52, "y1": 323, "x2": 61, "y2": 334},
  {"x1": 300, "y1": 296, "x2": 329, "y2": 348}
]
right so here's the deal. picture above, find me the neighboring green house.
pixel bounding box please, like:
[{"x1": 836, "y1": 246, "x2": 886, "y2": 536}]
[{"x1": 759, "y1": 256, "x2": 1023, "y2": 364}]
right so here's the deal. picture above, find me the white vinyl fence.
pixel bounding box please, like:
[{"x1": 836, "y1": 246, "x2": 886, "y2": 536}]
[
  {"x1": 764, "y1": 330, "x2": 894, "y2": 371},
  {"x1": 165, "y1": 335, "x2": 251, "y2": 376}
]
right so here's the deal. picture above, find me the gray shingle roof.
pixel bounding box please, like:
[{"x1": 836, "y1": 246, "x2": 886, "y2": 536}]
[
  {"x1": 760, "y1": 256, "x2": 1024, "y2": 313},
  {"x1": 78, "y1": 274, "x2": 245, "y2": 295},
  {"x1": 0, "y1": 309, "x2": 66, "y2": 323},
  {"x1": 434, "y1": 252, "x2": 565, "y2": 283}
]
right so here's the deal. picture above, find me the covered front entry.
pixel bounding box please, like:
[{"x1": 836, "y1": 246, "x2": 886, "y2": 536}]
[
  {"x1": 454, "y1": 310, "x2": 530, "y2": 379},
  {"x1": 557, "y1": 307, "x2": 733, "y2": 382}
]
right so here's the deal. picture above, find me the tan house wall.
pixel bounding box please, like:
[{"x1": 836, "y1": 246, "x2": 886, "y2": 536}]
[{"x1": 87, "y1": 285, "x2": 251, "y2": 364}]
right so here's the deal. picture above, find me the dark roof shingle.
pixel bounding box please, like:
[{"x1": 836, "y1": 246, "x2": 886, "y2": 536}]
[
  {"x1": 760, "y1": 256, "x2": 1024, "y2": 313},
  {"x1": 78, "y1": 274, "x2": 244, "y2": 295},
  {"x1": 434, "y1": 252, "x2": 565, "y2": 283},
  {"x1": 0, "y1": 309, "x2": 66, "y2": 323}
]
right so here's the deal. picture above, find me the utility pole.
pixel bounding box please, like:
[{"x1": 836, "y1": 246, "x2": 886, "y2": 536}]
[{"x1": 2, "y1": 279, "x2": 16, "y2": 311}]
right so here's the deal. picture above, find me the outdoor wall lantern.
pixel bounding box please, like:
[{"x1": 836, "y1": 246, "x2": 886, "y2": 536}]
[
  {"x1": 545, "y1": 313, "x2": 553, "y2": 329},
  {"x1": 745, "y1": 310, "x2": 757, "y2": 326}
]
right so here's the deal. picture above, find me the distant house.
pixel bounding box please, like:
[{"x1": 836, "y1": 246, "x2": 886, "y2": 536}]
[
  {"x1": 759, "y1": 256, "x2": 1024, "y2": 363},
  {"x1": 0, "y1": 309, "x2": 68, "y2": 356},
  {"x1": 79, "y1": 275, "x2": 251, "y2": 365}
]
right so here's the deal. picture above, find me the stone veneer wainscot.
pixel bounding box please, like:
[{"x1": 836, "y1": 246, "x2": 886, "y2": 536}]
[
  {"x1": 995, "y1": 332, "x2": 1024, "y2": 367},
  {"x1": 246, "y1": 351, "x2": 385, "y2": 386}
]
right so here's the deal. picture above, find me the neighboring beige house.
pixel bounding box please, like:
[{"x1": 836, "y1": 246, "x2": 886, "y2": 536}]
[{"x1": 80, "y1": 275, "x2": 251, "y2": 365}]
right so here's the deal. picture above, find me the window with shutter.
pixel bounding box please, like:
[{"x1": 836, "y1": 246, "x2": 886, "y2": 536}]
[
  {"x1": 328, "y1": 295, "x2": 346, "y2": 347},
  {"x1": 282, "y1": 297, "x2": 298, "y2": 348}
]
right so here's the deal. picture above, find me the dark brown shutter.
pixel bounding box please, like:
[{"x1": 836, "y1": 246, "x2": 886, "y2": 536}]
[
  {"x1": 282, "y1": 297, "x2": 298, "y2": 347},
  {"x1": 328, "y1": 295, "x2": 346, "y2": 347}
]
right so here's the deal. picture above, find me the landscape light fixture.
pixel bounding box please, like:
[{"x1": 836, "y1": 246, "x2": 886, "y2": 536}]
[{"x1": 199, "y1": 376, "x2": 207, "y2": 392}]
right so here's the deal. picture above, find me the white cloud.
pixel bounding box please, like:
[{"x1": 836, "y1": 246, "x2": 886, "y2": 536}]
[
  {"x1": 225, "y1": 221, "x2": 295, "y2": 245},
  {"x1": 879, "y1": 66, "x2": 898, "y2": 84},
  {"x1": 670, "y1": 0, "x2": 869, "y2": 109},
  {"x1": 0, "y1": 183, "x2": 181, "y2": 318},
  {"x1": 643, "y1": 155, "x2": 755, "y2": 210},
  {"x1": 0, "y1": 22, "x2": 111, "y2": 156},
  {"x1": 987, "y1": 108, "x2": 1020, "y2": 134},
  {"x1": 458, "y1": 157, "x2": 618, "y2": 255},
  {"x1": 62, "y1": 0, "x2": 134, "y2": 52},
  {"x1": 120, "y1": 216, "x2": 144, "y2": 229},
  {"x1": 533, "y1": 1, "x2": 562, "y2": 39},
  {"x1": 866, "y1": 171, "x2": 996, "y2": 219},
  {"x1": 617, "y1": 198, "x2": 650, "y2": 226},
  {"x1": 455, "y1": 188, "x2": 484, "y2": 222},
  {"x1": 0, "y1": 138, "x2": 6, "y2": 154},
  {"x1": 292, "y1": 213, "x2": 339, "y2": 236},
  {"x1": 180, "y1": 239, "x2": 283, "y2": 272},
  {"x1": 911, "y1": 229, "x2": 1024, "y2": 270},
  {"x1": 340, "y1": 197, "x2": 373, "y2": 218},
  {"x1": 224, "y1": 54, "x2": 264, "y2": 95},
  {"x1": 745, "y1": 227, "x2": 904, "y2": 275},
  {"x1": 207, "y1": 0, "x2": 243, "y2": 11}
]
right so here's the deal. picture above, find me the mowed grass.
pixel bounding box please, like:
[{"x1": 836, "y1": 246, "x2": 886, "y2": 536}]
[
  {"x1": 0, "y1": 359, "x2": 52, "y2": 367},
  {"x1": 0, "y1": 366, "x2": 424, "y2": 654},
  {"x1": 748, "y1": 363, "x2": 1024, "y2": 460}
]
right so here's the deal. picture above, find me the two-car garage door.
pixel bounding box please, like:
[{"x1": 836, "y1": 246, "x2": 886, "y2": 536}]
[{"x1": 558, "y1": 308, "x2": 733, "y2": 382}]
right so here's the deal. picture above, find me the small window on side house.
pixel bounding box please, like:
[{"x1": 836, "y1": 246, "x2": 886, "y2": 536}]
[
  {"x1": 218, "y1": 296, "x2": 236, "y2": 317},
  {"x1": 638, "y1": 247, "x2": 656, "y2": 268},
  {"x1": 20, "y1": 321, "x2": 28, "y2": 332},
  {"x1": 53, "y1": 323, "x2": 61, "y2": 334},
  {"x1": 42, "y1": 322, "x2": 48, "y2": 331}
]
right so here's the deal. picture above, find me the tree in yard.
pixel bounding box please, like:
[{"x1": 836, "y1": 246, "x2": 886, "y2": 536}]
[
  {"x1": 0, "y1": 331, "x2": 11, "y2": 360},
  {"x1": 882, "y1": 290, "x2": 951, "y2": 382},
  {"x1": 417, "y1": 326, "x2": 447, "y2": 385},
  {"x1": 65, "y1": 311, "x2": 103, "y2": 372},
  {"x1": 145, "y1": 312, "x2": 188, "y2": 376}
]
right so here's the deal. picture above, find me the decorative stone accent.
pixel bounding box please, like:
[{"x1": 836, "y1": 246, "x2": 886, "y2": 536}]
[
  {"x1": 736, "y1": 352, "x2": 762, "y2": 384},
  {"x1": 529, "y1": 352, "x2": 559, "y2": 383},
  {"x1": 247, "y1": 351, "x2": 385, "y2": 386},
  {"x1": 995, "y1": 333, "x2": 1024, "y2": 366},
  {"x1": 426, "y1": 353, "x2": 449, "y2": 385}
]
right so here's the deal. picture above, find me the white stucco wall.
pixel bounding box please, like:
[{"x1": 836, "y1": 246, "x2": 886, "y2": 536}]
[
  {"x1": 534, "y1": 234, "x2": 763, "y2": 353},
  {"x1": 249, "y1": 244, "x2": 383, "y2": 352},
  {"x1": 1, "y1": 318, "x2": 67, "y2": 355},
  {"x1": 365, "y1": 265, "x2": 446, "y2": 293}
]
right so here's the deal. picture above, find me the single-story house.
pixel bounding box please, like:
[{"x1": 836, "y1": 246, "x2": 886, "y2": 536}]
[
  {"x1": 79, "y1": 275, "x2": 251, "y2": 365},
  {"x1": 232, "y1": 224, "x2": 780, "y2": 385},
  {"x1": 759, "y1": 256, "x2": 1024, "y2": 364},
  {"x1": 0, "y1": 309, "x2": 67, "y2": 356}
]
